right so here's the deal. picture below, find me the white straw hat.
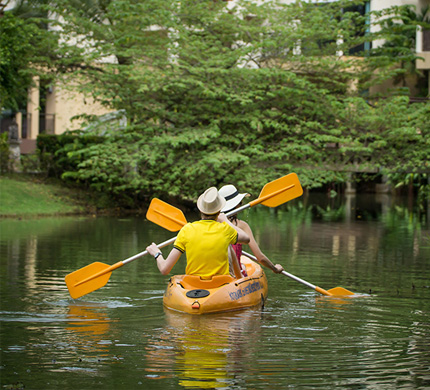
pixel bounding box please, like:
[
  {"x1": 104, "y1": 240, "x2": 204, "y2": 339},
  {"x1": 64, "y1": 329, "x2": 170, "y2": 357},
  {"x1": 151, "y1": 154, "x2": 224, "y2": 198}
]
[
  {"x1": 197, "y1": 187, "x2": 226, "y2": 215},
  {"x1": 219, "y1": 185, "x2": 250, "y2": 213}
]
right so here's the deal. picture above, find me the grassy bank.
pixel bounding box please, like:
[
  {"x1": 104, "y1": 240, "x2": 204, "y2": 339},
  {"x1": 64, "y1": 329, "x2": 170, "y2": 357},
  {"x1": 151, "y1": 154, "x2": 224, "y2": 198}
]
[{"x1": 0, "y1": 175, "x2": 92, "y2": 217}]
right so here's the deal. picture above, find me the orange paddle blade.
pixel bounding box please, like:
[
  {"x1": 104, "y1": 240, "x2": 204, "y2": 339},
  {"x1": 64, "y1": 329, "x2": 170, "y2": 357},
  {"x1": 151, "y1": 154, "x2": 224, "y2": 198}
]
[
  {"x1": 146, "y1": 198, "x2": 187, "y2": 232},
  {"x1": 326, "y1": 287, "x2": 355, "y2": 296},
  {"x1": 65, "y1": 262, "x2": 114, "y2": 299},
  {"x1": 315, "y1": 285, "x2": 355, "y2": 296},
  {"x1": 251, "y1": 173, "x2": 303, "y2": 208}
]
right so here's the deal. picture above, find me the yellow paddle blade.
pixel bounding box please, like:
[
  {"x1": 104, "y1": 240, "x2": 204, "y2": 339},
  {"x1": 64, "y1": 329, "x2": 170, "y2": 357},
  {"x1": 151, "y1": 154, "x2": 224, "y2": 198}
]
[
  {"x1": 327, "y1": 287, "x2": 355, "y2": 296},
  {"x1": 65, "y1": 262, "x2": 113, "y2": 299},
  {"x1": 252, "y1": 173, "x2": 303, "y2": 208},
  {"x1": 146, "y1": 198, "x2": 187, "y2": 232}
]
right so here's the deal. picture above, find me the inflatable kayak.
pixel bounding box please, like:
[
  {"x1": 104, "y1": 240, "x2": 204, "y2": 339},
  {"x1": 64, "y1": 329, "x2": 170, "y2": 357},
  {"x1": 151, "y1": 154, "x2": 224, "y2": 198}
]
[{"x1": 163, "y1": 257, "x2": 268, "y2": 314}]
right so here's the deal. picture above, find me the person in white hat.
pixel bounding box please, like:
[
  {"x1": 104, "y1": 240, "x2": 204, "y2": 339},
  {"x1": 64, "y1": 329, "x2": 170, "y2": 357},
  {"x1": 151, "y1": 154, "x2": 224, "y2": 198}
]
[
  {"x1": 146, "y1": 187, "x2": 250, "y2": 278},
  {"x1": 219, "y1": 184, "x2": 284, "y2": 276}
]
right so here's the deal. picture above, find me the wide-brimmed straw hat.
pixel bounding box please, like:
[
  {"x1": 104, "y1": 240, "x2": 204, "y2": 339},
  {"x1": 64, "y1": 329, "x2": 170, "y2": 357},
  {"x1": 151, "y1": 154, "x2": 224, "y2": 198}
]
[
  {"x1": 218, "y1": 185, "x2": 250, "y2": 213},
  {"x1": 197, "y1": 187, "x2": 226, "y2": 215}
]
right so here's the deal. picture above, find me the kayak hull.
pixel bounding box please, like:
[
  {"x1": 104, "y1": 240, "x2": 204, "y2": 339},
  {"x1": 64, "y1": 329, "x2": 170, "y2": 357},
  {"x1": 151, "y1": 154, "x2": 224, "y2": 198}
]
[{"x1": 163, "y1": 257, "x2": 268, "y2": 315}]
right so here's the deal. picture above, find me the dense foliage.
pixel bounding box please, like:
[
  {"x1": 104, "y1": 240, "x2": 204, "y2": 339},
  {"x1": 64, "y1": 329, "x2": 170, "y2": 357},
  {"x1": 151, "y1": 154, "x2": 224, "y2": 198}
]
[
  {"x1": 4, "y1": 0, "x2": 430, "y2": 206},
  {"x1": 0, "y1": 3, "x2": 56, "y2": 111},
  {"x1": 0, "y1": 132, "x2": 10, "y2": 173},
  {"x1": 37, "y1": 133, "x2": 103, "y2": 177}
]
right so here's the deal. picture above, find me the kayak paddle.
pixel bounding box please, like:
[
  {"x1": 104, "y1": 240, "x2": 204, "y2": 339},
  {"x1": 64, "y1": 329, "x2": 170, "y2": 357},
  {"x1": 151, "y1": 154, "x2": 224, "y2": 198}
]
[
  {"x1": 148, "y1": 182, "x2": 355, "y2": 297},
  {"x1": 241, "y1": 251, "x2": 354, "y2": 296},
  {"x1": 147, "y1": 173, "x2": 303, "y2": 231},
  {"x1": 65, "y1": 173, "x2": 302, "y2": 299},
  {"x1": 148, "y1": 199, "x2": 355, "y2": 297},
  {"x1": 65, "y1": 237, "x2": 177, "y2": 299}
]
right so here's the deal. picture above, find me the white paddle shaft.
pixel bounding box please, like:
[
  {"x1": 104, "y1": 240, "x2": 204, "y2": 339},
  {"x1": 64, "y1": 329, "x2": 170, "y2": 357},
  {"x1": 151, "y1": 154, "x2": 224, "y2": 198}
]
[
  {"x1": 122, "y1": 237, "x2": 176, "y2": 265},
  {"x1": 242, "y1": 250, "x2": 316, "y2": 290}
]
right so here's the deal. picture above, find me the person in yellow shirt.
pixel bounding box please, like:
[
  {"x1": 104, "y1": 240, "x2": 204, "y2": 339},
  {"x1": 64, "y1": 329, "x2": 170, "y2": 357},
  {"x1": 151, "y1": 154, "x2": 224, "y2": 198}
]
[{"x1": 146, "y1": 187, "x2": 250, "y2": 278}]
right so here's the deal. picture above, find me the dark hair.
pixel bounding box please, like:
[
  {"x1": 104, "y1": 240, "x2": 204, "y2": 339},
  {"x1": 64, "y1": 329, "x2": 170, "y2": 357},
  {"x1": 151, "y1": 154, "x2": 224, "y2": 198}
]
[
  {"x1": 227, "y1": 201, "x2": 242, "y2": 225},
  {"x1": 201, "y1": 211, "x2": 220, "y2": 220},
  {"x1": 228, "y1": 214, "x2": 238, "y2": 224}
]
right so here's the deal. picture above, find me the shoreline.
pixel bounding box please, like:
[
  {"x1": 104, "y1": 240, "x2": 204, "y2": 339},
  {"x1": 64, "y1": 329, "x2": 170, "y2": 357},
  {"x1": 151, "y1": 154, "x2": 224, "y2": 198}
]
[{"x1": 0, "y1": 174, "x2": 106, "y2": 218}]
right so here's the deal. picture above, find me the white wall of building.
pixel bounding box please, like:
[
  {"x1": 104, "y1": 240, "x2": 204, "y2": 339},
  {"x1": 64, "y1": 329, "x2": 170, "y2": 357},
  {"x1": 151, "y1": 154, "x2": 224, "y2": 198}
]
[
  {"x1": 44, "y1": 80, "x2": 111, "y2": 135},
  {"x1": 370, "y1": 0, "x2": 422, "y2": 48}
]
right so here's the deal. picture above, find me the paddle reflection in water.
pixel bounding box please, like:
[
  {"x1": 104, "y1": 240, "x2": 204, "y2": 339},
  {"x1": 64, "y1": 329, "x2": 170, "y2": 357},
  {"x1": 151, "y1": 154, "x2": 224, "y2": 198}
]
[
  {"x1": 64, "y1": 302, "x2": 123, "y2": 365},
  {"x1": 145, "y1": 309, "x2": 263, "y2": 388},
  {"x1": 67, "y1": 304, "x2": 110, "y2": 346}
]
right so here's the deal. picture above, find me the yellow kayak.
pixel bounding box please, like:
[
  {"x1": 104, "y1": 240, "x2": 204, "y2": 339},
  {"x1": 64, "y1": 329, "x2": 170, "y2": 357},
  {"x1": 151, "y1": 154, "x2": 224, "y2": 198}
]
[{"x1": 163, "y1": 257, "x2": 268, "y2": 314}]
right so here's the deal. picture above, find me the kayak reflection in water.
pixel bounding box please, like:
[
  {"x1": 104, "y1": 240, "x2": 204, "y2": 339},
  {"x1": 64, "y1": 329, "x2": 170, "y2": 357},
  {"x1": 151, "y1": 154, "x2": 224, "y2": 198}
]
[
  {"x1": 218, "y1": 184, "x2": 284, "y2": 277},
  {"x1": 146, "y1": 187, "x2": 250, "y2": 279},
  {"x1": 144, "y1": 310, "x2": 263, "y2": 388}
]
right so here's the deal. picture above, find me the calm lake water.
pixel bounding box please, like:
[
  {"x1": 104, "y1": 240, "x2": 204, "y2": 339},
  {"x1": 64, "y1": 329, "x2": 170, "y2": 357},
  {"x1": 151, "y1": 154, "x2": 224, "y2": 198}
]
[{"x1": 1, "y1": 194, "x2": 429, "y2": 389}]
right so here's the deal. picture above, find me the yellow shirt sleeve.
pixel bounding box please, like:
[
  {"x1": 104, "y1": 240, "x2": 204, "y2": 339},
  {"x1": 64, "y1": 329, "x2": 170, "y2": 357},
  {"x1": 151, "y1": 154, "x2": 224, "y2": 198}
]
[
  {"x1": 174, "y1": 223, "x2": 190, "y2": 253},
  {"x1": 225, "y1": 223, "x2": 238, "y2": 245}
]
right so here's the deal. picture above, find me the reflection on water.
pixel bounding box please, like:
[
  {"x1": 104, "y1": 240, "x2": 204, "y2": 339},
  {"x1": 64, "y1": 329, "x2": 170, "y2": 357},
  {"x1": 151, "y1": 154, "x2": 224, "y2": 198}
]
[
  {"x1": 1, "y1": 194, "x2": 429, "y2": 389},
  {"x1": 145, "y1": 309, "x2": 263, "y2": 389},
  {"x1": 66, "y1": 304, "x2": 111, "y2": 354}
]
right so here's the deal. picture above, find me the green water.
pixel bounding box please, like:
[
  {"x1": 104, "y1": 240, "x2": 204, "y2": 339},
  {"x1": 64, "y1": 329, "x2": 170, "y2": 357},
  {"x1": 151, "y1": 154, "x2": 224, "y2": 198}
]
[{"x1": 1, "y1": 194, "x2": 429, "y2": 389}]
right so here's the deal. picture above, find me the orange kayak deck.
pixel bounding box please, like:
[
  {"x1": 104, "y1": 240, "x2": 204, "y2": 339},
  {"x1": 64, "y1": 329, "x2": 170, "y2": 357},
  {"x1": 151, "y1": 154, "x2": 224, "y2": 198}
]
[{"x1": 163, "y1": 257, "x2": 268, "y2": 315}]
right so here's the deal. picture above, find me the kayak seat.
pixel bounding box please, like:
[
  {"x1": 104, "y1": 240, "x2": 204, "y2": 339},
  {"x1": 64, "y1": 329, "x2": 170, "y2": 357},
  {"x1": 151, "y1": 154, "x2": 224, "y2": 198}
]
[{"x1": 180, "y1": 275, "x2": 235, "y2": 289}]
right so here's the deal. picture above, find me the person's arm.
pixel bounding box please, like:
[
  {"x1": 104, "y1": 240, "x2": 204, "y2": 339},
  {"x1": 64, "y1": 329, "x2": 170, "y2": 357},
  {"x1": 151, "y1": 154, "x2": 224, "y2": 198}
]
[
  {"x1": 146, "y1": 243, "x2": 182, "y2": 275},
  {"x1": 238, "y1": 220, "x2": 284, "y2": 274},
  {"x1": 217, "y1": 213, "x2": 250, "y2": 244},
  {"x1": 228, "y1": 245, "x2": 243, "y2": 279}
]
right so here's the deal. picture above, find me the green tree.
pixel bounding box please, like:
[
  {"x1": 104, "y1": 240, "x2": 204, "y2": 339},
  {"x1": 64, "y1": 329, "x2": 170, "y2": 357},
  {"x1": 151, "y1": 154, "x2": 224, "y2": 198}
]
[
  {"x1": 39, "y1": 0, "x2": 429, "y2": 206},
  {"x1": 1, "y1": 11, "x2": 35, "y2": 110},
  {"x1": 364, "y1": 4, "x2": 430, "y2": 93},
  {"x1": 0, "y1": 1, "x2": 57, "y2": 111}
]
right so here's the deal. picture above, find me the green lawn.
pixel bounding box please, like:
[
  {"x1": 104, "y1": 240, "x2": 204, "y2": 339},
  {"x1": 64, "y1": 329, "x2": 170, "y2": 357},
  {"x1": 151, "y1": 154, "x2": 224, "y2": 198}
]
[{"x1": 0, "y1": 175, "x2": 87, "y2": 216}]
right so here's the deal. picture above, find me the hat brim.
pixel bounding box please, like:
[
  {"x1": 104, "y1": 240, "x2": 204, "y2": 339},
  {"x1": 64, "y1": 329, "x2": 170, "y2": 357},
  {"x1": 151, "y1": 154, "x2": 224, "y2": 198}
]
[{"x1": 221, "y1": 193, "x2": 249, "y2": 213}]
